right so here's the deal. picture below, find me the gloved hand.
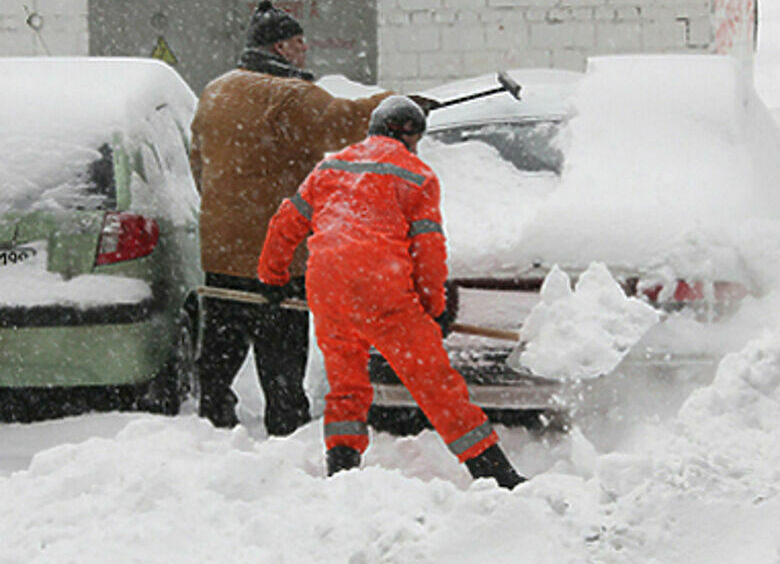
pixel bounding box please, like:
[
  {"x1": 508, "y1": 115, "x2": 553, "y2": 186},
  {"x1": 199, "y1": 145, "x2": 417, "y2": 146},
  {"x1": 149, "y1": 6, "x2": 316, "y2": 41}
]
[
  {"x1": 255, "y1": 280, "x2": 289, "y2": 305},
  {"x1": 433, "y1": 309, "x2": 455, "y2": 338},
  {"x1": 407, "y1": 94, "x2": 440, "y2": 116}
]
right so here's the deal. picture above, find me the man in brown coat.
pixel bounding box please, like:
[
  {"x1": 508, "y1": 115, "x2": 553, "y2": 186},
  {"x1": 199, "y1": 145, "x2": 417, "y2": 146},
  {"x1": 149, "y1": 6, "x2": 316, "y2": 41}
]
[{"x1": 190, "y1": 0, "x2": 392, "y2": 432}]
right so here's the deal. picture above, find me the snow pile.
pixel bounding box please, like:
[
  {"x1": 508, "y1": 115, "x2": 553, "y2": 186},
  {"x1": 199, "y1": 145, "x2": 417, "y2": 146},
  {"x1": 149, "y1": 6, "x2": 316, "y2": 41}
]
[
  {"x1": 2, "y1": 331, "x2": 779, "y2": 564},
  {"x1": 0, "y1": 417, "x2": 582, "y2": 564},
  {"x1": 511, "y1": 263, "x2": 659, "y2": 380},
  {"x1": 504, "y1": 56, "x2": 780, "y2": 282},
  {"x1": 0, "y1": 242, "x2": 151, "y2": 308},
  {"x1": 0, "y1": 272, "x2": 151, "y2": 308},
  {"x1": 677, "y1": 331, "x2": 780, "y2": 489},
  {"x1": 578, "y1": 332, "x2": 780, "y2": 562}
]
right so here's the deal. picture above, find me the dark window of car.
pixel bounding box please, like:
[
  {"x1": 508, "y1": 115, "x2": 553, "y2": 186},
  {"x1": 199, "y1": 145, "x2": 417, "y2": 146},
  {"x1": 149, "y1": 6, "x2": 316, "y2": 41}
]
[{"x1": 428, "y1": 120, "x2": 564, "y2": 174}]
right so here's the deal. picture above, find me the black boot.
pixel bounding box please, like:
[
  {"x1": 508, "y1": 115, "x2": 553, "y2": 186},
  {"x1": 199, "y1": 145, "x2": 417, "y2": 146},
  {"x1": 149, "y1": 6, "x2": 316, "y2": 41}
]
[
  {"x1": 465, "y1": 444, "x2": 526, "y2": 490},
  {"x1": 198, "y1": 386, "x2": 239, "y2": 429},
  {"x1": 326, "y1": 446, "x2": 361, "y2": 476},
  {"x1": 265, "y1": 404, "x2": 312, "y2": 437}
]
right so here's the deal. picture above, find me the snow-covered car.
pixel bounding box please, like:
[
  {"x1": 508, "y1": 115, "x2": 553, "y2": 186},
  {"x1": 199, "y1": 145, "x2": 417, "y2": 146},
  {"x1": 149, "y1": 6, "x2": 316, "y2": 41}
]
[
  {"x1": 368, "y1": 56, "x2": 780, "y2": 431},
  {"x1": 0, "y1": 58, "x2": 203, "y2": 421}
]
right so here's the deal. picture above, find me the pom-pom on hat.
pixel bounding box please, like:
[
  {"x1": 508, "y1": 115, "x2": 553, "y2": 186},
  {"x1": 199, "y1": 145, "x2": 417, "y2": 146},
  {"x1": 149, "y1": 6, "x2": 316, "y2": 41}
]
[{"x1": 245, "y1": 1, "x2": 304, "y2": 48}]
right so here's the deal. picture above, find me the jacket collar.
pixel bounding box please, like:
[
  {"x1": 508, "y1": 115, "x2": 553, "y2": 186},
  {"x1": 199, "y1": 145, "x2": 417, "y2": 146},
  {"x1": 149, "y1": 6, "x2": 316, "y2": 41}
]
[
  {"x1": 237, "y1": 48, "x2": 315, "y2": 81},
  {"x1": 367, "y1": 135, "x2": 414, "y2": 153}
]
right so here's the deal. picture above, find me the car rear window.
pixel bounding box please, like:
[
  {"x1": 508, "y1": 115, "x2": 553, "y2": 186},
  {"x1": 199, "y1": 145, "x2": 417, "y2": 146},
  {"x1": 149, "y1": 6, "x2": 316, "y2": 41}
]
[
  {"x1": 428, "y1": 120, "x2": 563, "y2": 174},
  {"x1": 0, "y1": 139, "x2": 117, "y2": 214}
]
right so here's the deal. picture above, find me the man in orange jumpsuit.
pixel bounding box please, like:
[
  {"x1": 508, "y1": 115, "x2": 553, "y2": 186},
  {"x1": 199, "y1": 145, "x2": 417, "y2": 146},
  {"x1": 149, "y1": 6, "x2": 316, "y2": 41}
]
[{"x1": 258, "y1": 96, "x2": 525, "y2": 489}]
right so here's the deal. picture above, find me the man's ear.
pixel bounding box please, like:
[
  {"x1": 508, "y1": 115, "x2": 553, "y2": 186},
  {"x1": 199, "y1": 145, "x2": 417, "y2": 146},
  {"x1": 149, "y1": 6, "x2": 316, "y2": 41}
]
[{"x1": 271, "y1": 41, "x2": 285, "y2": 58}]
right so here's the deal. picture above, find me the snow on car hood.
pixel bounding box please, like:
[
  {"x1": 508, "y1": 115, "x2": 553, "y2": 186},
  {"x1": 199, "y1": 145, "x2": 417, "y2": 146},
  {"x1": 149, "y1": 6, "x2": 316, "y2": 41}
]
[{"x1": 424, "y1": 55, "x2": 780, "y2": 287}]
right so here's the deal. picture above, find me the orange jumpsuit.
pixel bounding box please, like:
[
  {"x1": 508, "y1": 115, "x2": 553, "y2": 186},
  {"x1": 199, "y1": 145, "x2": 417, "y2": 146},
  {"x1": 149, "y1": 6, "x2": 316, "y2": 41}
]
[{"x1": 258, "y1": 135, "x2": 498, "y2": 462}]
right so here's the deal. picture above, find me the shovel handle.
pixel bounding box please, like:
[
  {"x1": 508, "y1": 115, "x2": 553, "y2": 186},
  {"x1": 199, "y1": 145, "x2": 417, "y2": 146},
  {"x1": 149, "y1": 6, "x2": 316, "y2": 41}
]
[
  {"x1": 198, "y1": 286, "x2": 519, "y2": 341},
  {"x1": 449, "y1": 322, "x2": 520, "y2": 342},
  {"x1": 197, "y1": 285, "x2": 308, "y2": 311}
]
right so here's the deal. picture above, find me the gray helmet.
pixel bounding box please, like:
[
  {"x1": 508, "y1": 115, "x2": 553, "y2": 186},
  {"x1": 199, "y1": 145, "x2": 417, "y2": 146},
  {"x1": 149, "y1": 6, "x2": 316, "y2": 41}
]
[{"x1": 368, "y1": 96, "x2": 427, "y2": 145}]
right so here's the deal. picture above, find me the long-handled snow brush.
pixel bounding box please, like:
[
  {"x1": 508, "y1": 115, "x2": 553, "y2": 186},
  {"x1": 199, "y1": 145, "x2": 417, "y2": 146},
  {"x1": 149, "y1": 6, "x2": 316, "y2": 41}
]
[
  {"x1": 196, "y1": 285, "x2": 521, "y2": 342},
  {"x1": 410, "y1": 71, "x2": 522, "y2": 113}
]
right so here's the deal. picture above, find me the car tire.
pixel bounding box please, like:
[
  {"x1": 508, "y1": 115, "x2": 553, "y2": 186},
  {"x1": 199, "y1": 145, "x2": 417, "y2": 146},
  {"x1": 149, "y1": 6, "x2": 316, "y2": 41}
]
[{"x1": 141, "y1": 311, "x2": 199, "y2": 416}]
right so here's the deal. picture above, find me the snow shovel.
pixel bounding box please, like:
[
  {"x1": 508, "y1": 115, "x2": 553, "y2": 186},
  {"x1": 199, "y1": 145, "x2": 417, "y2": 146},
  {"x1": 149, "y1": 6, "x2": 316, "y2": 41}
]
[
  {"x1": 410, "y1": 71, "x2": 522, "y2": 113},
  {"x1": 196, "y1": 285, "x2": 521, "y2": 341}
]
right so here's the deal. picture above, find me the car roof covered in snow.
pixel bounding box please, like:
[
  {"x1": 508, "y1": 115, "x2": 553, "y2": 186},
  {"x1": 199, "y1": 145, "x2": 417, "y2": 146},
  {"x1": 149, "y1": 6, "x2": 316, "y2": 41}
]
[
  {"x1": 422, "y1": 68, "x2": 582, "y2": 130},
  {"x1": 0, "y1": 57, "x2": 196, "y2": 143}
]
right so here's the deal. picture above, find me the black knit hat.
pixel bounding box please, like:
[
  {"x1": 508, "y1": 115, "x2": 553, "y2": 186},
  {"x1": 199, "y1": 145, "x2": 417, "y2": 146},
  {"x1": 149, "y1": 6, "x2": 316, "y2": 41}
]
[{"x1": 245, "y1": 1, "x2": 304, "y2": 48}]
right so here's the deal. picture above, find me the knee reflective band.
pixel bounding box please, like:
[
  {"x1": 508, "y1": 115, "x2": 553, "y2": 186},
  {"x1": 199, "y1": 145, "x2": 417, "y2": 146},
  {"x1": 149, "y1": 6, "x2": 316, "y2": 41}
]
[
  {"x1": 324, "y1": 420, "x2": 368, "y2": 439},
  {"x1": 447, "y1": 421, "x2": 494, "y2": 457}
]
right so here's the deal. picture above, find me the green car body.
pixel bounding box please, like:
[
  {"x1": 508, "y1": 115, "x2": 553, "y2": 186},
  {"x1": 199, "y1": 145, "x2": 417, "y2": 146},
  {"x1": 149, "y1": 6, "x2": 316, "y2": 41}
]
[{"x1": 0, "y1": 58, "x2": 203, "y2": 416}]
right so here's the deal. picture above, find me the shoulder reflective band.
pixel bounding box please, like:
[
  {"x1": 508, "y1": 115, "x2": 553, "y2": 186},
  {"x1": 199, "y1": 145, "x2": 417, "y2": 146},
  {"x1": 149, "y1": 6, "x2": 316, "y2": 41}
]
[
  {"x1": 320, "y1": 159, "x2": 426, "y2": 187},
  {"x1": 324, "y1": 421, "x2": 368, "y2": 438},
  {"x1": 408, "y1": 219, "x2": 443, "y2": 238},
  {"x1": 447, "y1": 421, "x2": 494, "y2": 456},
  {"x1": 288, "y1": 193, "x2": 313, "y2": 221}
]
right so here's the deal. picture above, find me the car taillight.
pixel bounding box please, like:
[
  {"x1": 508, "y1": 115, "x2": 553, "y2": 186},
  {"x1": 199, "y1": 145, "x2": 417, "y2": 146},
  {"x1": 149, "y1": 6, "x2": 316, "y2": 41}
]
[
  {"x1": 95, "y1": 212, "x2": 159, "y2": 266},
  {"x1": 638, "y1": 279, "x2": 749, "y2": 319}
]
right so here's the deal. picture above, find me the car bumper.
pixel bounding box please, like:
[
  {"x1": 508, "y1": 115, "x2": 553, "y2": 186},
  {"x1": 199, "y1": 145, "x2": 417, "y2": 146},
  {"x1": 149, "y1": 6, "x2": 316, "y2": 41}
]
[
  {"x1": 0, "y1": 297, "x2": 158, "y2": 328},
  {"x1": 0, "y1": 298, "x2": 172, "y2": 387},
  {"x1": 369, "y1": 347, "x2": 718, "y2": 410}
]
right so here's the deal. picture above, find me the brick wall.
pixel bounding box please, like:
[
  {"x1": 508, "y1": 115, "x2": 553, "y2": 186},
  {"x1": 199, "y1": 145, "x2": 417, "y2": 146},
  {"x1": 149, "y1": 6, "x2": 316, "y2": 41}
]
[
  {"x1": 378, "y1": 0, "x2": 713, "y2": 91},
  {"x1": 0, "y1": 0, "x2": 87, "y2": 56}
]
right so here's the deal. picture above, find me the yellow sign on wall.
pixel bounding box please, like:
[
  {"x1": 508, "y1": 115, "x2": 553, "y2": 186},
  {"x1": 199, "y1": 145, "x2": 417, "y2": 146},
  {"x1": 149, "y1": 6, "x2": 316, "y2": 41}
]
[{"x1": 151, "y1": 36, "x2": 178, "y2": 65}]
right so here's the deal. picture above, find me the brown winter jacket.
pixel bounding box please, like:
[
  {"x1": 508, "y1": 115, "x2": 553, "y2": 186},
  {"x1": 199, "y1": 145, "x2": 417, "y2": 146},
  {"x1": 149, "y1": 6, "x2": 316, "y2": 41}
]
[{"x1": 190, "y1": 68, "x2": 392, "y2": 280}]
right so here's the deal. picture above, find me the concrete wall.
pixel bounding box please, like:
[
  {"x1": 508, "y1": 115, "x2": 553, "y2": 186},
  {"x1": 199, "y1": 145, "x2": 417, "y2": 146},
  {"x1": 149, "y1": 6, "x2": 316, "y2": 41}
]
[
  {"x1": 0, "y1": 1, "x2": 376, "y2": 94},
  {"x1": 0, "y1": 0, "x2": 87, "y2": 56},
  {"x1": 87, "y1": 0, "x2": 376, "y2": 94},
  {"x1": 378, "y1": 0, "x2": 714, "y2": 91}
]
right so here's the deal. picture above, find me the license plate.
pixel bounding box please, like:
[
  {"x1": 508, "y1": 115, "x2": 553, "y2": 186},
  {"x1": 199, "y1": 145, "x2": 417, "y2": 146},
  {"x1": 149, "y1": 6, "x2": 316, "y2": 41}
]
[{"x1": 0, "y1": 241, "x2": 47, "y2": 270}]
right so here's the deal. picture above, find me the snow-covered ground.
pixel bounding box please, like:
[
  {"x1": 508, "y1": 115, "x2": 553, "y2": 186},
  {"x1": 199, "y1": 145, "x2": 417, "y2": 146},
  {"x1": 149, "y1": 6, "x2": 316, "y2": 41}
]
[{"x1": 3, "y1": 14, "x2": 780, "y2": 564}]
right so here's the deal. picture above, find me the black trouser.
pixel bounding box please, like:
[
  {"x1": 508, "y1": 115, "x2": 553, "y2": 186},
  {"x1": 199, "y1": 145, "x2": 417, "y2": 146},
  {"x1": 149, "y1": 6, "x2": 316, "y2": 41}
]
[{"x1": 198, "y1": 273, "x2": 311, "y2": 435}]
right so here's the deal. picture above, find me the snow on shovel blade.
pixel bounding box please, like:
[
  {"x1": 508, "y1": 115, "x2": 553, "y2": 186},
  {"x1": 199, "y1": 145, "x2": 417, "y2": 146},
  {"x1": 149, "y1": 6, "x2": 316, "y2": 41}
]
[{"x1": 506, "y1": 263, "x2": 661, "y2": 382}]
